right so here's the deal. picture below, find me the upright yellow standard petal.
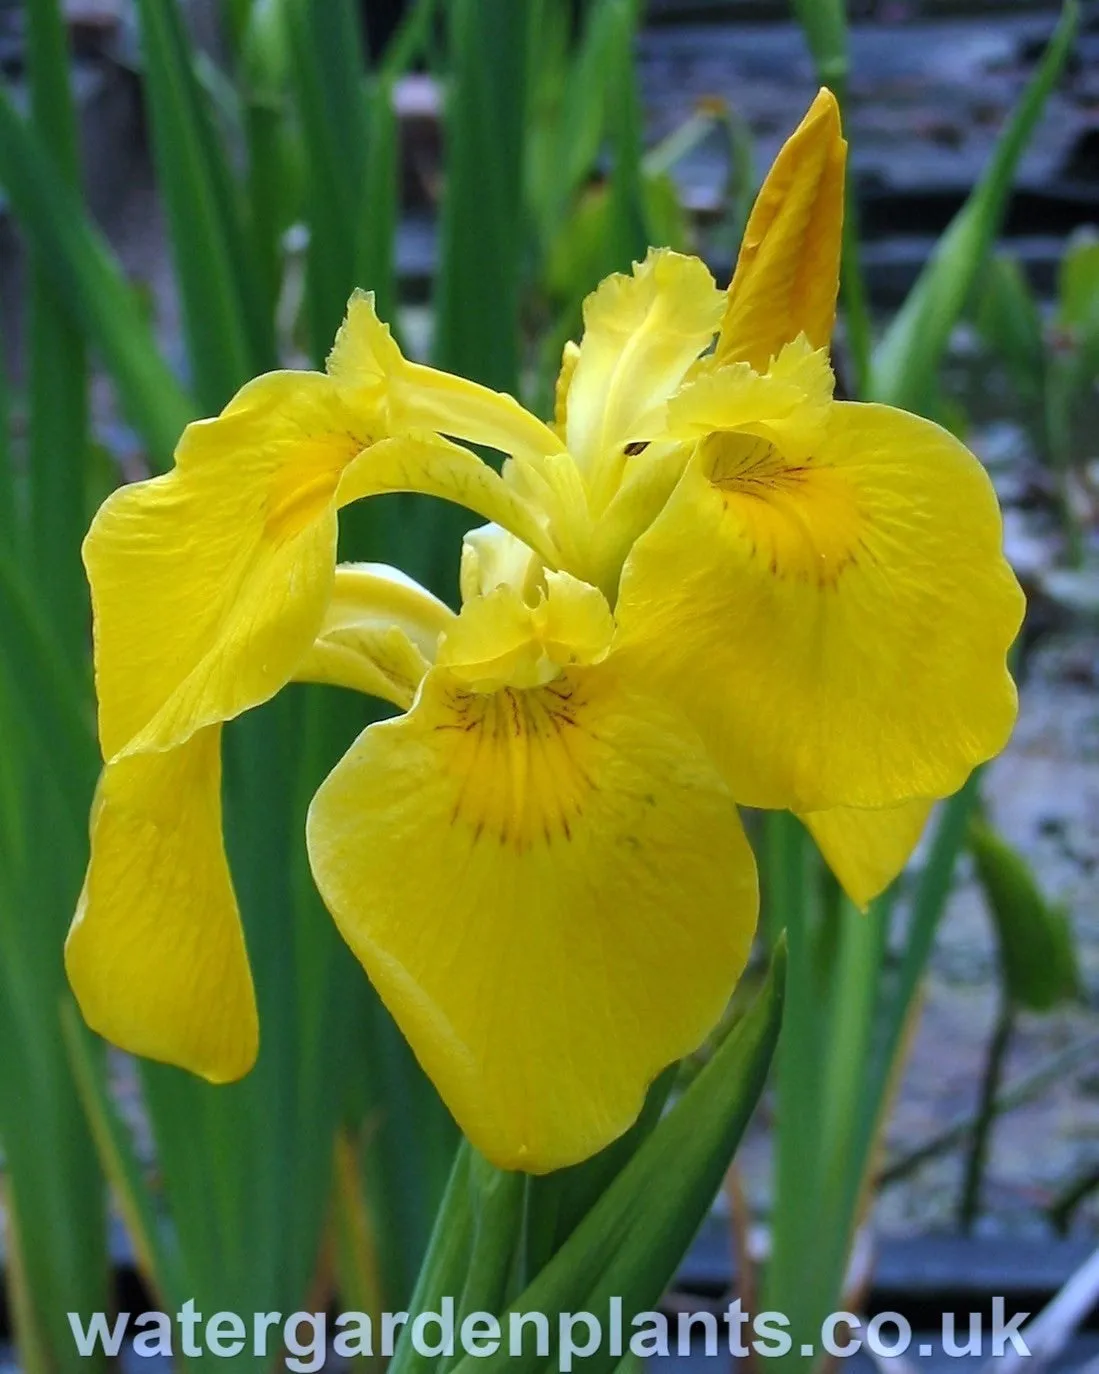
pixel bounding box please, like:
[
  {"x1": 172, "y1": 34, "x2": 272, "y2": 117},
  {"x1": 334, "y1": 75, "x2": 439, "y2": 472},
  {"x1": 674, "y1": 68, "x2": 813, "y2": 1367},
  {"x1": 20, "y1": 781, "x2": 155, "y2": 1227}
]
[
  {"x1": 716, "y1": 89, "x2": 845, "y2": 370},
  {"x1": 616, "y1": 401, "x2": 1024, "y2": 812},
  {"x1": 563, "y1": 249, "x2": 724, "y2": 486},
  {"x1": 65, "y1": 728, "x2": 257, "y2": 1082},
  {"x1": 801, "y1": 799, "x2": 934, "y2": 909},
  {"x1": 307, "y1": 663, "x2": 757, "y2": 1172}
]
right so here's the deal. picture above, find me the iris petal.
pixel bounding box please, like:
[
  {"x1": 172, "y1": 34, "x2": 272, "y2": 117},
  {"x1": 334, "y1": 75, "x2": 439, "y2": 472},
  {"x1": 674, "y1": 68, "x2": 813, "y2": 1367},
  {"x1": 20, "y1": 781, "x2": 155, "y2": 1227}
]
[
  {"x1": 615, "y1": 400, "x2": 1023, "y2": 812},
  {"x1": 86, "y1": 373, "x2": 356, "y2": 759},
  {"x1": 65, "y1": 727, "x2": 257, "y2": 1082},
  {"x1": 801, "y1": 799, "x2": 935, "y2": 909},
  {"x1": 307, "y1": 664, "x2": 758, "y2": 1172},
  {"x1": 564, "y1": 248, "x2": 724, "y2": 483},
  {"x1": 716, "y1": 88, "x2": 846, "y2": 370}
]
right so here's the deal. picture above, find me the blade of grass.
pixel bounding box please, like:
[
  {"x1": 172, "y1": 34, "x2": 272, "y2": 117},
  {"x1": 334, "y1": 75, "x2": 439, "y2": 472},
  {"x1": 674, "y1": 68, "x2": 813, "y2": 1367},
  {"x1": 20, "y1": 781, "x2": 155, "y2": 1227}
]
[
  {"x1": 331, "y1": 1128, "x2": 385, "y2": 1372},
  {"x1": 0, "y1": 305, "x2": 17, "y2": 541},
  {"x1": 240, "y1": 0, "x2": 297, "y2": 314},
  {"x1": 445, "y1": 1154, "x2": 527, "y2": 1362},
  {"x1": 389, "y1": 1144, "x2": 475, "y2": 1374},
  {"x1": 0, "y1": 17, "x2": 110, "y2": 1366},
  {"x1": 284, "y1": 0, "x2": 370, "y2": 362},
  {"x1": 763, "y1": 814, "x2": 831, "y2": 1362},
  {"x1": 790, "y1": 0, "x2": 848, "y2": 92},
  {"x1": 788, "y1": 786, "x2": 983, "y2": 1343},
  {"x1": 526, "y1": 0, "x2": 606, "y2": 258},
  {"x1": 772, "y1": 889, "x2": 893, "y2": 1364},
  {"x1": 871, "y1": 1, "x2": 1078, "y2": 412},
  {"x1": 357, "y1": 997, "x2": 460, "y2": 1309},
  {"x1": 0, "y1": 1181, "x2": 51, "y2": 1374},
  {"x1": 0, "y1": 503, "x2": 102, "y2": 1374},
  {"x1": 0, "y1": 537, "x2": 95, "y2": 831},
  {"x1": 242, "y1": 91, "x2": 292, "y2": 318},
  {"x1": 380, "y1": 0, "x2": 439, "y2": 80},
  {"x1": 434, "y1": 0, "x2": 529, "y2": 394},
  {"x1": 875, "y1": 777, "x2": 982, "y2": 1091},
  {"x1": 0, "y1": 687, "x2": 104, "y2": 1374},
  {"x1": 25, "y1": 0, "x2": 88, "y2": 655},
  {"x1": 424, "y1": 0, "x2": 531, "y2": 599},
  {"x1": 61, "y1": 1004, "x2": 187, "y2": 1308},
  {"x1": 0, "y1": 88, "x2": 193, "y2": 465},
  {"x1": 357, "y1": 77, "x2": 399, "y2": 329},
  {"x1": 132, "y1": 0, "x2": 272, "y2": 408},
  {"x1": 603, "y1": 0, "x2": 650, "y2": 271},
  {"x1": 817, "y1": 894, "x2": 891, "y2": 1195},
  {"x1": 790, "y1": 0, "x2": 872, "y2": 396}
]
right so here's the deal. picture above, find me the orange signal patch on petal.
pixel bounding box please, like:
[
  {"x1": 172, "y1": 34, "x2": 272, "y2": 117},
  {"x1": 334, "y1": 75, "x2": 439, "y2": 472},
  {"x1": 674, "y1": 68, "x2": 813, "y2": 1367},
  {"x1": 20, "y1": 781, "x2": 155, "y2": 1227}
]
[
  {"x1": 615, "y1": 400, "x2": 1024, "y2": 813},
  {"x1": 307, "y1": 664, "x2": 758, "y2": 1173},
  {"x1": 716, "y1": 88, "x2": 846, "y2": 370}
]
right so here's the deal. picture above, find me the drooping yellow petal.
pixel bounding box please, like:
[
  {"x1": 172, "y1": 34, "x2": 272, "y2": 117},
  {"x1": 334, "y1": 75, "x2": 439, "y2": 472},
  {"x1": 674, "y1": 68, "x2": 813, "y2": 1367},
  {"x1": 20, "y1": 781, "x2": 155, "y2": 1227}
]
[
  {"x1": 65, "y1": 728, "x2": 257, "y2": 1082},
  {"x1": 88, "y1": 371, "x2": 555, "y2": 761},
  {"x1": 564, "y1": 249, "x2": 724, "y2": 488},
  {"x1": 328, "y1": 288, "x2": 564, "y2": 464},
  {"x1": 294, "y1": 563, "x2": 455, "y2": 709},
  {"x1": 87, "y1": 372, "x2": 356, "y2": 760},
  {"x1": 306, "y1": 662, "x2": 758, "y2": 1172},
  {"x1": 801, "y1": 799, "x2": 935, "y2": 909},
  {"x1": 615, "y1": 400, "x2": 1024, "y2": 812},
  {"x1": 716, "y1": 89, "x2": 845, "y2": 370}
]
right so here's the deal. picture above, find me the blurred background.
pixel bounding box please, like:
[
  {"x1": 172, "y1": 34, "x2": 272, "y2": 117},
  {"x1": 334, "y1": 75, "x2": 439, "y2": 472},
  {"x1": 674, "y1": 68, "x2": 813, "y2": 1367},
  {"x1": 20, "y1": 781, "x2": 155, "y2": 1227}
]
[{"x1": 0, "y1": 0, "x2": 1097, "y2": 1370}]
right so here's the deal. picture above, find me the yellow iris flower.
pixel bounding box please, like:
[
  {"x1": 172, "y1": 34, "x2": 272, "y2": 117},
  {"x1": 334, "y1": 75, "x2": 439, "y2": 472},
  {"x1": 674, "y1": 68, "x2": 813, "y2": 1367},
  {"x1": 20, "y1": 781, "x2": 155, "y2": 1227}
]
[{"x1": 65, "y1": 90, "x2": 1023, "y2": 1172}]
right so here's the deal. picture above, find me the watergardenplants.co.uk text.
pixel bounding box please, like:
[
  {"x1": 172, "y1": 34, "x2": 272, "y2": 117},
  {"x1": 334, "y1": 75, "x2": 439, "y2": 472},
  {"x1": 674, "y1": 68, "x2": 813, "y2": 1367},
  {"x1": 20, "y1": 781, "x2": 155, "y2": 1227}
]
[{"x1": 68, "y1": 1295, "x2": 1035, "y2": 1368}]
